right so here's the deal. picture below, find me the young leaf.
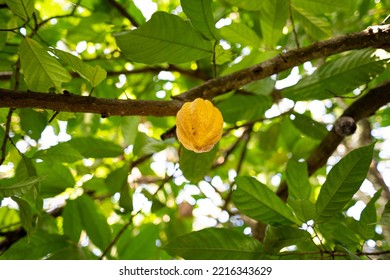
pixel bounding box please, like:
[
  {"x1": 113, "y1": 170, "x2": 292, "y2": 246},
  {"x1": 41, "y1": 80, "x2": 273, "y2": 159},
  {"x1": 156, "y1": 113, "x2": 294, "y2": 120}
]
[
  {"x1": 233, "y1": 176, "x2": 300, "y2": 225},
  {"x1": 19, "y1": 38, "x2": 71, "y2": 92},
  {"x1": 315, "y1": 143, "x2": 375, "y2": 224},
  {"x1": 286, "y1": 159, "x2": 311, "y2": 200},
  {"x1": 259, "y1": 0, "x2": 289, "y2": 48},
  {"x1": 115, "y1": 12, "x2": 212, "y2": 64},
  {"x1": 181, "y1": 0, "x2": 218, "y2": 40},
  {"x1": 53, "y1": 49, "x2": 107, "y2": 87},
  {"x1": 163, "y1": 228, "x2": 264, "y2": 259},
  {"x1": 5, "y1": 0, "x2": 34, "y2": 20},
  {"x1": 283, "y1": 49, "x2": 390, "y2": 101},
  {"x1": 179, "y1": 145, "x2": 218, "y2": 182}
]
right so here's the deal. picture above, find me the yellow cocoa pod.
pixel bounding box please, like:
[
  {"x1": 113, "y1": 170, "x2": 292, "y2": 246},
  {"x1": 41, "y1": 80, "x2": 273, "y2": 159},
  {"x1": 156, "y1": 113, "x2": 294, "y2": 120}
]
[{"x1": 176, "y1": 98, "x2": 223, "y2": 153}]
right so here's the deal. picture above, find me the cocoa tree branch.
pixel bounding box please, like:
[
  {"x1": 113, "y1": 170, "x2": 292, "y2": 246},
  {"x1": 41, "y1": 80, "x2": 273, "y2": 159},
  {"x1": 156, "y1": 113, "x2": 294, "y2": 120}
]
[
  {"x1": 2, "y1": 25, "x2": 390, "y2": 115},
  {"x1": 276, "y1": 80, "x2": 390, "y2": 200}
]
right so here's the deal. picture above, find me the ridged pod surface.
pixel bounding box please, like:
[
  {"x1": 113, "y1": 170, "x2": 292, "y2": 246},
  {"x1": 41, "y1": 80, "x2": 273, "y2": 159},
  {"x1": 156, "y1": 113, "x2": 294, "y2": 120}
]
[{"x1": 176, "y1": 98, "x2": 223, "y2": 153}]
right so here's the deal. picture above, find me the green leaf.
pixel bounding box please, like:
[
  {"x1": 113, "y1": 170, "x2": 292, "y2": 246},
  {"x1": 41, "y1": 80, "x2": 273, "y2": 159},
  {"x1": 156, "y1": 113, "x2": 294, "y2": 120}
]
[
  {"x1": 292, "y1": 0, "x2": 348, "y2": 13},
  {"x1": 356, "y1": 190, "x2": 381, "y2": 239},
  {"x1": 133, "y1": 132, "x2": 166, "y2": 157},
  {"x1": 315, "y1": 143, "x2": 375, "y2": 224},
  {"x1": 219, "y1": 22, "x2": 262, "y2": 47},
  {"x1": 68, "y1": 136, "x2": 123, "y2": 158},
  {"x1": 5, "y1": 0, "x2": 34, "y2": 20},
  {"x1": 115, "y1": 12, "x2": 212, "y2": 64},
  {"x1": 286, "y1": 159, "x2": 311, "y2": 200},
  {"x1": 259, "y1": 0, "x2": 289, "y2": 48},
  {"x1": 379, "y1": 199, "x2": 390, "y2": 226},
  {"x1": 19, "y1": 109, "x2": 47, "y2": 141},
  {"x1": 179, "y1": 145, "x2": 218, "y2": 182},
  {"x1": 34, "y1": 142, "x2": 84, "y2": 164},
  {"x1": 0, "y1": 231, "x2": 81, "y2": 260},
  {"x1": 36, "y1": 161, "x2": 75, "y2": 197},
  {"x1": 119, "y1": 116, "x2": 140, "y2": 146},
  {"x1": 117, "y1": 223, "x2": 161, "y2": 259},
  {"x1": 287, "y1": 198, "x2": 317, "y2": 222},
  {"x1": 263, "y1": 225, "x2": 312, "y2": 254},
  {"x1": 291, "y1": 113, "x2": 328, "y2": 140},
  {"x1": 223, "y1": 0, "x2": 263, "y2": 11},
  {"x1": 0, "y1": 176, "x2": 43, "y2": 197},
  {"x1": 11, "y1": 196, "x2": 34, "y2": 234},
  {"x1": 53, "y1": 49, "x2": 107, "y2": 87},
  {"x1": 217, "y1": 94, "x2": 272, "y2": 123},
  {"x1": 233, "y1": 176, "x2": 300, "y2": 225},
  {"x1": 62, "y1": 199, "x2": 83, "y2": 243},
  {"x1": 214, "y1": 44, "x2": 232, "y2": 65},
  {"x1": 283, "y1": 49, "x2": 390, "y2": 101},
  {"x1": 19, "y1": 37, "x2": 71, "y2": 92},
  {"x1": 163, "y1": 228, "x2": 264, "y2": 259},
  {"x1": 181, "y1": 0, "x2": 218, "y2": 40},
  {"x1": 75, "y1": 194, "x2": 111, "y2": 250},
  {"x1": 105, "y1": 165, "x2": 129, "y2": 195},
  {"x1": 0, "y1": 206, "x2": 20, "y2": 231},
  {"x1": 291, "y1": 6, "x2": 331, "y2": 40}
]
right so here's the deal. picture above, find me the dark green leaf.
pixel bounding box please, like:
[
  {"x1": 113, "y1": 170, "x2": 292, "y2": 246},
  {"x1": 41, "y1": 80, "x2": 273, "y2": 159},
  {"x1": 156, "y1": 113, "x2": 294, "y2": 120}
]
[
  {"x1": 291, "y1": 113, "x2": 328, "y2": 140},
  {"x1": 68, "y1": 136, "x2": 123, "y2": 158},
  {"x1": 379, "y1": 199, "x2": 390, "y2": 226},
  {"x1": 133, "y1": 132, "x2": 166, "y2": 157},
  {"x1": 62, "y1": 199, "x2": 82, "y2": 243},
  {"x1": 291, "y1": 6, "x2": 331, "y2": 40},
  {"x1": 19, "y1": 109, "x2": 47, "y2": 141},
  {"x1": 105, "y1": 165, "x2": 129, "y2": 195},
  {"x1": 179, "y1": 145, "x2": 218, "y2": 182},
  {"x1": 19, "y1": 37, "x2": 71, "y2": 92},
  {"x1": 115, "y1": 12, "x2": 212, "y2": 64},
  {"x1": 11, "y1": 196, "x2": 34, "y2": 234},
  {"x1": 233, "y1": 176, "x2": 300, "y2": 225},
  {"x1": 315, "y1": 143, "x2": 375, "y2": 223},
  {"x1": 163, "y1": 228, "x2": 264, "y2": 259},
  {"x1": 181, "y1": 0, "x2": 218, "y2": 40},
  {"x1": 0, "y1": 176, "x2": 43, "y2": 197},
  {"x1": 34, "y1": 142, "x2": 84, "y2": 164}
]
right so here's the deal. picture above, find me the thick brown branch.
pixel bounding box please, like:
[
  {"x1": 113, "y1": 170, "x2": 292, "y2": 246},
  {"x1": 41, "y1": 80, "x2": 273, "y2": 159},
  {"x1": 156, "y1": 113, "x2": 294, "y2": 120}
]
[
  {"x1": 0, "y1": 89, "x2": 183, "y2": 117},
  {"x1": 177, "y1": 24, "x2": 390, "y2": 101},
  {"x1": 276, "y1": 80, "x2": 390, "y2": 200}
]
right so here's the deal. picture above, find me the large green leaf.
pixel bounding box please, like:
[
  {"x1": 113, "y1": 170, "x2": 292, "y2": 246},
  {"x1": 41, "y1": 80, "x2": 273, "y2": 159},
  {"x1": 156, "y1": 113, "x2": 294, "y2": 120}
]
[
  {"x1": 263, "y1": 225, "x2": 312, "y2": 254},
  {"x1": 179, "y1": 145, "x2": 218, "y2": 182},
  {"x1": 379, "y1": 199, "x2": 390, "y2": 226},
  {"x1": 19, "y1": 37, "x2": 71, "y2": 92},
  {"x1": 181, "y1": 0, "x2": 218, "y2": 40},
  {"x1": 75, "y1": 194, "x2": 111, "y2": 250},
  {"x1": 19, "y1": 109, "x2": 47, "y2": 141},
  {"x1": 233, "y1": 176, "x2": 300, "y2": 225},
  {"x1": 11, "y1": 196, "x2": 34, "y2": 234},
  {"x1": 53, "y1": 49, "x2": 107, "y2": 87},
  {"x1": 163, "y1": 228, "x2": 264, "y2": 259},
  {"x1": 259, "y1": 0, "x2": 289, "y2": 48},
  {"x1": 219, "y1": 22, "x2": 262, "y2": 47},
  {"x1": 115, "y1": 12, "x2": 212, "y2": 64},
  {"x1": 5, "y1": 0, "x2": 34, "y2": 20},
  {"x1": 315, "y1": 143, "x2": 374, "y2": 224},
  {"x1": 34, "y1": 142, "x2": 84, "y2": 164},
  {"x1": 356, "y1": 190, "x2": 381, "y2": 239},
  {"x1": 283, "y1": 49, "x2": 390, "y2": 101},
  {"x1": 68, "y1": 136, "x2": 123, "y2": 158}
]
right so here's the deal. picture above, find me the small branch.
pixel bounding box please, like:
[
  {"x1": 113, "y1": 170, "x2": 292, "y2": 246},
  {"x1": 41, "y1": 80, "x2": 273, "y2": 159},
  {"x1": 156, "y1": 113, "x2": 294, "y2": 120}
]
[
  {"x1": 107, "y1": 0, "x2": 140, "y2": 27},
  {"x1": 288, "y1": 0, "x2": 300, "y2": 48}
]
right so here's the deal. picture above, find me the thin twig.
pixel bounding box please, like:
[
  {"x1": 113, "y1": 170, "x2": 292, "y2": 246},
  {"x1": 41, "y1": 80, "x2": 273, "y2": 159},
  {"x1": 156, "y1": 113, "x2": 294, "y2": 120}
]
[
  {"x1": 288, "y1": 0, "x2": 300, "y2": 48},
  {"x1": 107, "y1": 0, "x2": 140, "y2": 27}
]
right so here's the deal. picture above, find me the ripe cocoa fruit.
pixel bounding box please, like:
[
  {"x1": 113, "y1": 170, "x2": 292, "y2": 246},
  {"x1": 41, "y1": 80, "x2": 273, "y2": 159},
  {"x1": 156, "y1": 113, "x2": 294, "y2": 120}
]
[{"x1": 176, "y1": 98, "x2": 223, "y2": 153}]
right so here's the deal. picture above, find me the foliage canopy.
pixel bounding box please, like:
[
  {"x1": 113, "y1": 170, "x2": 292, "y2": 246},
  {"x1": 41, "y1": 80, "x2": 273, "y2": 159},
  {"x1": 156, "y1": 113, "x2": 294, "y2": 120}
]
[{"x1": 1, "y1": 0, "x2": 390, "y2": 260}]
